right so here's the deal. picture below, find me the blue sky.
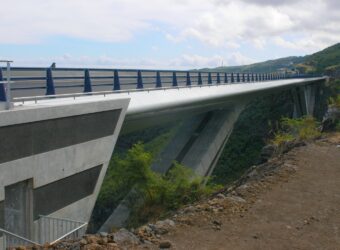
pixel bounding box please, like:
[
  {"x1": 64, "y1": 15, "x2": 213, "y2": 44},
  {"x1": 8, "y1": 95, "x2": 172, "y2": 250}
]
[{"x1": 0, "y1": 0, "x2": 339, "y2": 69}]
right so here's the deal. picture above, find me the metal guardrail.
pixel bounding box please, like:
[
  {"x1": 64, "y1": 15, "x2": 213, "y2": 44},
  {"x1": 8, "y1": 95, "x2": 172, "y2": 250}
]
[
  {"x1": 0, "y1": 215, "x2": 87, "y2": 250},
  {"x1": 0, "y1": 66, "x2": 323, "y2": 106}
]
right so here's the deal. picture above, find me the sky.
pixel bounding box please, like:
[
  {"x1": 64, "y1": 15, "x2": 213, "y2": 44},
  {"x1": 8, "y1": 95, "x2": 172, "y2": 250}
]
[{"x1": 0, "y1": 0, "x2": 339, "y2": 69}]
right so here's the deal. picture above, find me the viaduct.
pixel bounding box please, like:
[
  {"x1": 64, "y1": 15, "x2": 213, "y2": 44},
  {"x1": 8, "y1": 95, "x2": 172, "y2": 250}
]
[{"x1": 0, "y1": 63, "x2": 327, "y2": 247}]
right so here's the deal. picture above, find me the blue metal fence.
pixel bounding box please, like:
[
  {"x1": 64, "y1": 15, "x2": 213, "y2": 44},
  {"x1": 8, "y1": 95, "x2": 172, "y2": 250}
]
[{"x1": 0, "y1": 66, "x2": 322, "y2": 101}]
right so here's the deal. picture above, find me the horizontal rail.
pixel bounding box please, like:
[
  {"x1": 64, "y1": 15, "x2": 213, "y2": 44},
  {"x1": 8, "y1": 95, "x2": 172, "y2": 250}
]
[
  {"x1": 0, "y1": 228, "x2": 42, "y2": 247},
  {"x1": 12, "y1": 81, "x2": 259, "y2": 103}
]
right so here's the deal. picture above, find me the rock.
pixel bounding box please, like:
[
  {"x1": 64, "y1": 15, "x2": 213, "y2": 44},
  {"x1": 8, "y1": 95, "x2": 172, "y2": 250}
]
[
  {"x1": 84, "y1": 243, "x2": 105, "y2": 250},
  {"x1": 159, "y1": 240, "x2": 172, "y2": 248},
  {"x1": 216, "y1": 193, "x2": 226, "y2": 199},
  {"x1": 80, "y1": 238, "x2": 88, "y2": 245},
  {"x1": 260, "y1": 144, "x2": 277, "y2": 162},
  {"x1": 113, "y1": 228, "x2": 140, "y2": 245},
  {"x1": 226, "y1": 195, "x2": 246, "y2": 203},
  {"x1": 84, "y1": 235, "x2": 101, "y2": 244},
  {"x1": 212, "y1": 219, "x2": 222, "y2": 226},
  {"x1": 152, "y1": 219, "x2": 175, "y2": 235},
  {"x1": 184, "y1": 205, "x2": 196, "y2": 213},
  {"x1": 99, "y1": 232, "x2": 108, "y2": 237},
  {"x1": 107, "y1": 243, "x2": 119, "y2": 250}
]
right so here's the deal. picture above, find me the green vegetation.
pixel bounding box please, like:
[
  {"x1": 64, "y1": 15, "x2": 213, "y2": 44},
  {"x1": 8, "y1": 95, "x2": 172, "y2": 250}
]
[
  {"x1": 128, "y1": 145, "x2": 220, "y2": 226},
  {"x1": 203, "y1": 56, "x2": 304, "y2": 73},
  {"x1": 329, "y1": 95, "x2": 340, "y2": 108},
  {"x1": 302, "y1": 43, "x2": 340, "y2": 73},
  {"x1": 91, "y1": 143, "x2": 220, "y2": 230},
  {"x1": 272, "y1": 116, "x2": 321, "y2": 145},
  {"x1": 209, "y1": 42, "x2": 340, "y2": 75}
]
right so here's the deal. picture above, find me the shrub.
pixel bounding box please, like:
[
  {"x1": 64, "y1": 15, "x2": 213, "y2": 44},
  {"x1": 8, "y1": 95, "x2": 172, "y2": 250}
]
[
  {"x1": 98, "y1": 143, "x2": 220, "y2": 228},
  {"x1": 328, "y1": 95, "x2": 340, "y2": 108},
  {"x1": 272, "y1": 116, "x2": 321, "y2": 145}
]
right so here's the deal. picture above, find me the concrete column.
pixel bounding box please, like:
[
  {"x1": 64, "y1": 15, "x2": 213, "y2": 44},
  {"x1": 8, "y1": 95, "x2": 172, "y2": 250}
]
[
  {"x1": 304, "y1": 85, "x2": 316, "y2": 116},
  {"x1": 100, "y1": 104, "x2": 246, "y2": 231}
]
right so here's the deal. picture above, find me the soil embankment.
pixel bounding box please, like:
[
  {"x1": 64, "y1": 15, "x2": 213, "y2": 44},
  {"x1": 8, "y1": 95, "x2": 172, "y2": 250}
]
[{"x1": 159, "y1": 133, "x2": 340, "y2": 249}]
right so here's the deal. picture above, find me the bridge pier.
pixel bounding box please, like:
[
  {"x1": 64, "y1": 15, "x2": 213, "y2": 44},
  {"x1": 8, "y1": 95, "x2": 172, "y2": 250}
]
[
  {"x1": 100, "y1": 104, "x2": 246, "y2": 231},
  {"x1": 153, "y1": 104, "x2": 246, "y2": 177},
  {"x1": 292, "y1": 83, "x2": 319, "y2": 117},
  {"x1": 0, "y1": 98, "x2": 129, "y2": 243}
]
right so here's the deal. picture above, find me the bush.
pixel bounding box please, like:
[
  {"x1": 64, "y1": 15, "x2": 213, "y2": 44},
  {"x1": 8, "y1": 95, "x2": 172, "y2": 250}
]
[
  {"x1": 328, "y1": 95, "x2": 340, "y2": 108},
  {"x1": 129, "y1": 155, "x2": 221, "y2": 226},
  {"x1": 97, "y1": 143, "x2": 220, "y2": 228},
  {"x1": 272, "y1": 116, "x2": 321, "y2": 145}
]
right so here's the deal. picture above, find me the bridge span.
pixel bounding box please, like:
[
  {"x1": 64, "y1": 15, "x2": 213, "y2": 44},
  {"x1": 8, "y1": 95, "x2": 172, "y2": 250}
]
[{"x1": 0, "y1": 65, "x2": 327, "y2": 247}]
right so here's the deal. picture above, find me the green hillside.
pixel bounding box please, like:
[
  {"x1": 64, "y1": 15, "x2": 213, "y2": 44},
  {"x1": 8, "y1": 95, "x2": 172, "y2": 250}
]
[
  {"x1": 298, "y1": 43, "x2": 340, "y2": 74},
  {"x1": 207, "y1": 56, "x2": 304, "y2": 73},
  {"x1": 209, "y1": 42, "x2": 340, "y2": 75}
]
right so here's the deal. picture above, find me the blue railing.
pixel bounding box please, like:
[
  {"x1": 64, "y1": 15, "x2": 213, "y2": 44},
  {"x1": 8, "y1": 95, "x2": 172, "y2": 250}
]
[{"x1": 0, "y1": 66, "x2": 322, "y2": 101}]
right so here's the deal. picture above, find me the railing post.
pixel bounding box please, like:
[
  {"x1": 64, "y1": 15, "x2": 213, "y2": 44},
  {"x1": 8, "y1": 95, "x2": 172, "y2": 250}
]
[
  {"x1": 198, "y1": 72, "x2": 203, "y2": 85},
  {"x1": 231, "y1": 73, "x2": 234, "y2": 83},
  {"x1": 208, "y1": 72, "x2": 212, "y2": 84},
  {"x1": 0, "y1": 68, "x2": 6, "y2": 102},
  {"x1": 46, "y1": 68, "x2": 55, "y2": 95},
  {"x1": 156, "y1": 71, "x2": 162, "y2": 88},
  {"x1": 242, "y1": 73, "x2": 245, "y2": 82},
  {"x1": 255, "y1": 73, "x2": 258, "y2": 82},
  {"x1": 84, "y1": 69, "x2": 92, "y2": 93},
  {"x1": 172, "y1": 72, "x2": 178, "y2": 87},
  {"x1": 224, "y1": 73, "x2": 228, "y2": 83},
  {"x1": 236, "y1": 73, "x2": 240, "y2": 82},
  {"x1": 137, "y1": 70, "x2": 143, "y2": 89},
  {"x1": 186, "y1": 72, "x2": 191, "y2": 86},
  {"x1": 113, "y1": 70, "x2": 120, "y2": 90},
  {"x1": 251, "y1": 73, "x2": 254, "y2": 82},
  {"x1": 217, "y1": 72, "x2": 221, "y2": 84}
]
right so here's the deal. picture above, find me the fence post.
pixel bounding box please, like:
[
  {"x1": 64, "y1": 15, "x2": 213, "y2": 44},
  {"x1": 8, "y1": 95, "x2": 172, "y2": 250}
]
[
  {"x1": 247, "y1": 73, "x2": 250, "y2": 82},
  {"x1": 84, "y1": 69, "x2": 92, "y2": 93},
  {"x1": 208, "y1": 72, "x2": 212, "y2": 84},
  {"x1": 46, "y1": 68, "x2": 55, "y2": 95},
  {"x1": 242, "y1": 73, "x2": 245, "y2": 82},
  {"x1": 251, "y1": 73, "x2": 254, "y2": 82},
  {"x1": 217, "y1": 73, "x2": 221, "y2": 84},
  {"x1": 137, "y1": 70, "x2": 143, "y2": 89},
  {"x1": 172, "y1": 72, "x2": 178, "y2": 87},
  {"x1": 0, "y1": 68, "x2": 6, "y2": 101},
  {"x1": 236, "y1": 73, "x2": 240, "y2": 82},
  {"x1": 113, "y1": 70, "x2": 120, "y2": 90},
  {"x1": 231, "y1": 73, "x2": 234, "y2": 83},
  {"x1": 198, "y1": 72, "x2": 203, "y2": 85},
  {"x1": 186, "y1": 72, "x2": 191, "y2": 86},
  {"x1": 156, "y1": 71, "x2": 162, "y2": 88},
  {"x1": 224, "y1": 73, "x2": 228, "y2": 83}
]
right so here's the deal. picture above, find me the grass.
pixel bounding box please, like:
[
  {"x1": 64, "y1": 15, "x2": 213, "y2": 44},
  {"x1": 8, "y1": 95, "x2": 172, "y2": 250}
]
[{"x1": 272, "y1": 116, "x2": 321, "y2": 145}]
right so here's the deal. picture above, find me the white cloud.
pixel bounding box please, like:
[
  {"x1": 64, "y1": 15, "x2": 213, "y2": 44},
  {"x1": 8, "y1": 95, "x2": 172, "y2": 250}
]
[{"x1": 1, "y1": 0, "x2": 340, "y2": 58}]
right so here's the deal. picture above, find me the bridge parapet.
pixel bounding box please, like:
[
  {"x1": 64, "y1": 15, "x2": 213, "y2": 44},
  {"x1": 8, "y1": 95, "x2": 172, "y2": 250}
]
[{"x1": 0, "y1": 66, "x2": 322, "y2": 104}]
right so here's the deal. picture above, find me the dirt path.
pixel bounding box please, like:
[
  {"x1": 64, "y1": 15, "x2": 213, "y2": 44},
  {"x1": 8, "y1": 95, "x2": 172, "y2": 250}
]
[{"x1": 161, "y1": 134, "x2": 340, "y2": 250}]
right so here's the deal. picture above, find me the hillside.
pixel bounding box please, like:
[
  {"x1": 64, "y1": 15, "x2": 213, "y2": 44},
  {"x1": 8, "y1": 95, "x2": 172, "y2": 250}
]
[
  {"x1": 206, "y1": 56, "x2": 304, "y2": 73},
  {"x1": 209, "y1": 42, "x2": 340, "y2": 75}
]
